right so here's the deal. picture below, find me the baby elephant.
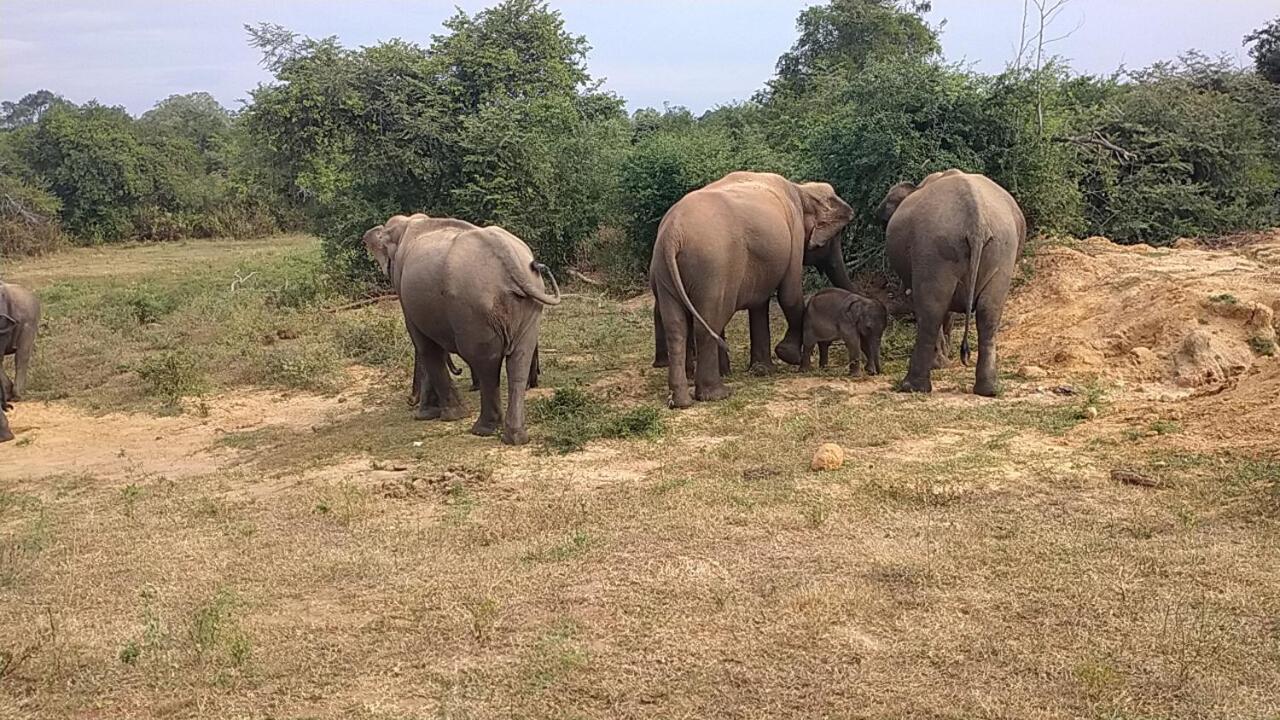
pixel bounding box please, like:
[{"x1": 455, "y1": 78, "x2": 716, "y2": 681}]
[{"x1": 800, "y1": 288, "x2": 888, "y2": 376}]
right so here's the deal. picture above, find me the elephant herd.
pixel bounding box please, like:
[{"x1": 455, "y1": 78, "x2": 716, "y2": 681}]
[
  {"x1": 368, "y1": 168, "x2": 1026, "y2": 445},
  {"x1": 0, "y1": 168, "x2": 1025, "y2": 448}
]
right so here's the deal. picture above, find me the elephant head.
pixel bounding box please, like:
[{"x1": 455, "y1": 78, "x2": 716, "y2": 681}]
[
  {"x1": 362, "y1": 214, "x2": 427, "y2": 277},
  {"x1": 876, "y1": 182, "x2": 919, "y2": 224},
  {"x1": 798, "y1": 182, "x2": 855, "y2": 250}
]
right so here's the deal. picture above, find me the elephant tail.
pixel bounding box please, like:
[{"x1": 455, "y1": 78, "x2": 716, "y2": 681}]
[
  {"x1": 527, "y1": 262, "x2": 562, "y2": 306},
  {"x1": 660, "y1": 235, "x2": 729, "y2": 354},
  {"x1": 959, "y1": 228, "x2": 989, "y2": 367}
]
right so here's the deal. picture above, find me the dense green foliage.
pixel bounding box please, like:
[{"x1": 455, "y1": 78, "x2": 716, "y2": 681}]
[{"x1": 3, "y1": 0, "x2": 1279, "y2": 286}]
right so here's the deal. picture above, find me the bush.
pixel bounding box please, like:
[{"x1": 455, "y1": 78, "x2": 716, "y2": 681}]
[
  {"x1": 138, "y1": 350, "x2": 206, "y2": 405},
  {"x1": 262, "y1": 340, "x2": 341, "y2": 391},
  {"x1": 529, "y1": 387, "x2": 663, "y2": 453}
]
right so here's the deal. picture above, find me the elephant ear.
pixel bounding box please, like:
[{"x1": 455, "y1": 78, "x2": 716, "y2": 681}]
[
  {"x1": 799, "y1": 183, "x2": 854, "y2": 250},
  {"x1": 361, "y1": 224, "x2": 394, "y2": 276},
  {"x1": 876, "y1": 182, "x2": 918, "y2": 224}
]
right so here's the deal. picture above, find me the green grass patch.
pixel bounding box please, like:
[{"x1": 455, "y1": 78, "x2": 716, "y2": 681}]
[{"x1": 529, "y1": 387, "x2": 664, "y2": 453}]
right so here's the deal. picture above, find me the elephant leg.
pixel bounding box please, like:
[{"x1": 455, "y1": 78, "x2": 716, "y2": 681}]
[
  {"x1": 0, "y1": 364, "x2": 12, "y2": 404},
  {"x1": 933, "y1": 313, "x2": 953, "y2": 369},
  {"x1": 973, "y1": 299, "x2": 1006, "y2": 397},
  {"x1": 470, "y1": 357, "x2": 503, "y2": 437},
  {"x1": 899, "y1": 282, "x2": 953, "y2": 394},
  {"x1": 693, "y1": 320, "x2": 732, "y2": 403},
  {"x1": 406, "y1": 326, "x2": 441, "y2": 420},
  {"x1": 842, "y1": 330, "x2": 864, "y2": 377},
  {"x1": 468, "y1": 359, "x2": 480, "y2": 392},
  {"x1": 659, "y1": 293, "x2": 694, "y2": 408},
  {"x1": 862, "y1": 331, "x2": 882, "y2": 376},
  {"x1": 527, "y1": 345, "x2": 540, "y2": 389},
  {"x1": 774, "y1": 277, "x2": 805, "y2": 366},
  {"x1": 818, "y1": 342, "x2": 830, "y2": 369},
  {"x1": 423, "y1": 342, "x2": 467, "y2": 422},
  {"x1": 502, "y1": 335, "x2": 537, "y2": 445},
  {"x1": 748, "y1": 304, "x2": 774, "y2": 373},
  {"x1": 13, "y1": 331, "x2": 33, "y2": 400},
  {"x1": 653, "y1": 304, "x2": 670, "y2": 368}
]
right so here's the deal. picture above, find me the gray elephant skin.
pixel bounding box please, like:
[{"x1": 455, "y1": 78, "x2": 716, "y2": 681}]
[
  {"x1": 363, "y1": 214, "x2": 560, "y2": 445},
  {"x1": 651, "y1": 182, "x2": 860, "y2": 370},
  {"x1": 877, "y1": 169, "x2": 1026, "y2": 396},
  {"x1": 800, "y1": 288, "x2": 887, "y2": 376},
  {"x1": 649, "y1": 171, "x2": 854, "y2": 408},
  {"x1": 0, "y1": 314, "x2": 15, "y2": 443},
  {"x1": 0, "y1": 281, "x2": 40, "y2": 402}
]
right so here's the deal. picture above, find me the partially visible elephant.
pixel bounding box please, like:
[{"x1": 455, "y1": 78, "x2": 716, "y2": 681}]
[
  {"x1": 877, "y1": 169, "x2": 1026, "y2": 396},
  {"x1": 800, "y1": 288, "x2": 887, "y2": 376},
  {"x1": 652, "y1": 191, "x2": 858, "y2": 371},
  {"x1": 364, "y1": 215, "x2": 560, "y2": 445},
  {"x1": 0, "y1": 314, "x2": 15, "y2": 443},
  {"x1": 0, "y1": 281, "x2": 40, "y2": 401},
  {"x1": 650, "y1": 171, "x2": 854, "y2": 408}
]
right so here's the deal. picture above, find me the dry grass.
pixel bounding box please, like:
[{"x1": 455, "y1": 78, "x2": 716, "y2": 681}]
[{"x1": 1, "y1": 237, "x2": 1278, "y2": 719}]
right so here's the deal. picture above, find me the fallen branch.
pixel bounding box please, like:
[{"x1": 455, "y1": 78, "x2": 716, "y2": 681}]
[
  {"x1": 566, "y1": 269, "x2": 604, "y2": 287},
  {"x1": 326, "y1": 294, "x2": 399, "y2": 313},
  {"x1": 1055, "y1": 131, "x2": 1136, "y2": 162}
]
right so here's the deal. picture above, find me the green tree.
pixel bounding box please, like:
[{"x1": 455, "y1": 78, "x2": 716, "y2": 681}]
[{"x1": 1246, "y1": 16, "x2": 1280, "y2": 84}]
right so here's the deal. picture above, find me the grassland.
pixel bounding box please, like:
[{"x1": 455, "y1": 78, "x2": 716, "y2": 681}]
[{"x1": 1, "y1": 236, "x2": 1277, "y2": 719}]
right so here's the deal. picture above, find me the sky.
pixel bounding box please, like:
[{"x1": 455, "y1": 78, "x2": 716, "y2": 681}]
[{"x1": 0, "y1": 1, "x2": 1275, "y2": 116}]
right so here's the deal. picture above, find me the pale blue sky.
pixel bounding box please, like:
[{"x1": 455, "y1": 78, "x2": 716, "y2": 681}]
[{"x1": 0, "y1": 1, "x2": 1274, "y2": 116}]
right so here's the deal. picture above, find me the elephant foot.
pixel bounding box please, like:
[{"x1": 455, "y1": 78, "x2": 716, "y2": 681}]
[
  {"x1": 749, "y1": 361, "x2": 776, "y2": 376},
  {"x1": 653, "y1": 358, "x2": 670, "y2": 369},
  {"x1": 501, "y1": 427, "x2": 529, "y2": 446},
  {"x1": 896, "y1": 376, "x2": 933, "y2": 394},
  {"x1": 439, "y1": 405, "x2": 469, "y2": 422},
  {"x1": 468, "y1": 383, "x2": 480, "y2": 392},
  {"x1": 694, "y1": 384, "x2": 733, "y2": 403},
  {"x1": 847, "y1": 366, "x2": 864, "y2": 378},
  {"x1": 413, "y1": 406, "x2": 443, "y2": 421},
  {"x1": 774, "y1": 341, "x2": 802, "y2": 367},
  {"x1": 470, "y1": 419, "x2": 500, "y2": 437},
  {"x1": 932, "y1": 356, "x2": 952, "y2": 370},
  {"x1": 668, "y1": 388, "x2": 694, "y2": 409},
  {"x1": 974, "y1": 379, "x2": 999, "y2": 398}
]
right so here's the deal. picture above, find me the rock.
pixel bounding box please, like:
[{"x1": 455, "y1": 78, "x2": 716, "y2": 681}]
[
  {"x1": 1019, "y1": 365, "x2": 1047, "y2": 380},
  {"x1": 1112, "y1": 468, "x2": 1160, "y2": 488},
  {"x1": 1130, "y1": 346, "x2": 1157, "y2": 363},
  {"x1": 810, "y1": 443, "x2": 845, "y2": 472},
  {"x1": 1172, "y1": 237, "x2": 1199, "y2": 249},
  {"x1": 1084, "y1": 406, "x2": 1099, "y2": 419},
  {"x1": 1173, "y1": 329, "x2": 1252, "y2": 388}
]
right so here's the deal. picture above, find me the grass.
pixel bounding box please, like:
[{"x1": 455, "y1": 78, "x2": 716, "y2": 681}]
[{"x1": 2, "y1": 235, "x2": 1279, "y2": 719}]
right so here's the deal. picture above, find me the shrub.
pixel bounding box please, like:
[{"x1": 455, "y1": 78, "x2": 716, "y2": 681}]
[
  {"x1": 529, "y1": 387, "x2": 663, "y2": 453},
  {"x1": 138, "y1": 350, "x2": 206, "y2": 405},
  {"x1": 261, "y1": 340, "x2": 341, "y2": 391}
]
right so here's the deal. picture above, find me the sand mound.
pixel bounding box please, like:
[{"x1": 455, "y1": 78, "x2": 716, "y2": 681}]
[{"x1": 1004, "y1": 233, "x2": 1280, "y2": 390}]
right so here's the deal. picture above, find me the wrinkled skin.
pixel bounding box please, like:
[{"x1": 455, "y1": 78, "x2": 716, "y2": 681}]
[
  {"x1": 0, "y1": 314, "x2": 14, "y2": 442},
  {"x1": 650, "y1": 171, "x2": 854, "y2": 408},
  {"x1": 0, "y1": 281, "x2": 40, "y2": 401},
  {"x1": 364, "y1": 216, "x2": 560, "y2": 445},
  {"x1": 877, "y1": 169, "x2": 1026, "y2": 397},
  {"x1": 800, "y1": 288, "x2": 888, "y2": 376}
]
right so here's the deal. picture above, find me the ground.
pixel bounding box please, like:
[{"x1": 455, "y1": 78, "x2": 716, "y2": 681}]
[{"x1": 1, "y1": 235, "x2": 1278, "y2": 719}]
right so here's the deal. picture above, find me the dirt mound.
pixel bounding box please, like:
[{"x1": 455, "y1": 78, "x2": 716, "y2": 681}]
[{"x1": 1005, "y1": 234, "x2": 1280, "y2": 391}]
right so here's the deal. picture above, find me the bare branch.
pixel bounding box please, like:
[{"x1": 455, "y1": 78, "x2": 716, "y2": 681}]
[
  {"x1": 1054, "y1": 131, "x2": 1136, "y2": 162},
  {"x1": 325, "y1": 294, "x2": 399, "y2": 313}
]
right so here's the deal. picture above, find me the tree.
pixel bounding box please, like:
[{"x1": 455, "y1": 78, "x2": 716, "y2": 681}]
[
  {"x1": 139, "y1": 93, "x2": 232, "y2": 156},
  {"x1": 0, "y1": 90, "x2": 70, "y2": 130},
  {"x1": 1246, "y1": 16, "x2": 1280, "y2": 84}
]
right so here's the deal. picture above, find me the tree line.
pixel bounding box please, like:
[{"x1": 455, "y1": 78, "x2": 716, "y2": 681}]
[{"x1": 3, "y1": 0, "x2": 1279, "y2": 289}]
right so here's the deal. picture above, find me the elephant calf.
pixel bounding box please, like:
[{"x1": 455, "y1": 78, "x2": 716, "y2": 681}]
[
  {"x1": 364, "y1": 214, "x2": 560, "y2": 445},
  {"x1": 0, "y1": 313, "x2": 17, "y2": 443},
  {"x1": 800, "y1": 288, "x2": 887, "y2": 376},
  {"x1": 0, "y1": 281, "x2": 40, "y2": 401},
  {"x1": 878, "y1": 169, "x2": 1026, "y2": 396}
]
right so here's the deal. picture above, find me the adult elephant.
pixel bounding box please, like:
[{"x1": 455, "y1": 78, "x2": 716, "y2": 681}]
[
  {"x1": 0, "y1": 281, "x2": 40, "y2": 401},
  {"x1": 651, "y1": 190, "x2": 857, "y2": 371},
  {"x1": 367, "y1": 215, "x2": 539, "y2": 407},
  {"x1": 877, "y1": 169, "x2": 1026, "y2": 397},
  {"x1": 363, "y1": 215, "x2": 560, "y2": 445},
  {"x1": 650, "y1": 171, "x2": 854, "y2": 408}
]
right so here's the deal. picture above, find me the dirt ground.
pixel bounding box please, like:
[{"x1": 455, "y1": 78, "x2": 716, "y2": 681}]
[{"x1": 1, "y1": 234, "x2": 1278, "y2": 719}]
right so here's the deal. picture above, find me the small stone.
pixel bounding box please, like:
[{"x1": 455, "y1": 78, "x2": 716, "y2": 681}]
[
  {"x1": 1019, "y1": 365, "x2": 1047, "y2": 380},
  {"x1": 1130, "y1": 346, "x2": 1157, "y2": 363},
  {"x1": 810, "y1": 443, "x2": 845, "y2": 472},
  {"x1": 1084, "y1": 406, "x2": 1099, "y2": 419}
]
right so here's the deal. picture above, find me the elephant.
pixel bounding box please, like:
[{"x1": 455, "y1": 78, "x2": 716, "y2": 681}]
[
  {"x1": 0, "y1": 314, "x2": 14, "y2": 443},
  {"x1": 363, "y1": 215, "x2": 560, "y2": 445},
  {"x1": 0, "y1": 281, "x2": 40, "y2": 401},
  {"x1": 652, "y1": 187, "x2": 858, "y2": 371},
  {"x1": 800, "y1": 288, "x2": 887, "y2": 376},
  {"x1": 650, "y1": 171, "x2": 854, "y2": 408},
  {"x1": 876, "y1": 169, "x2": 1026, "y2": 397}
]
